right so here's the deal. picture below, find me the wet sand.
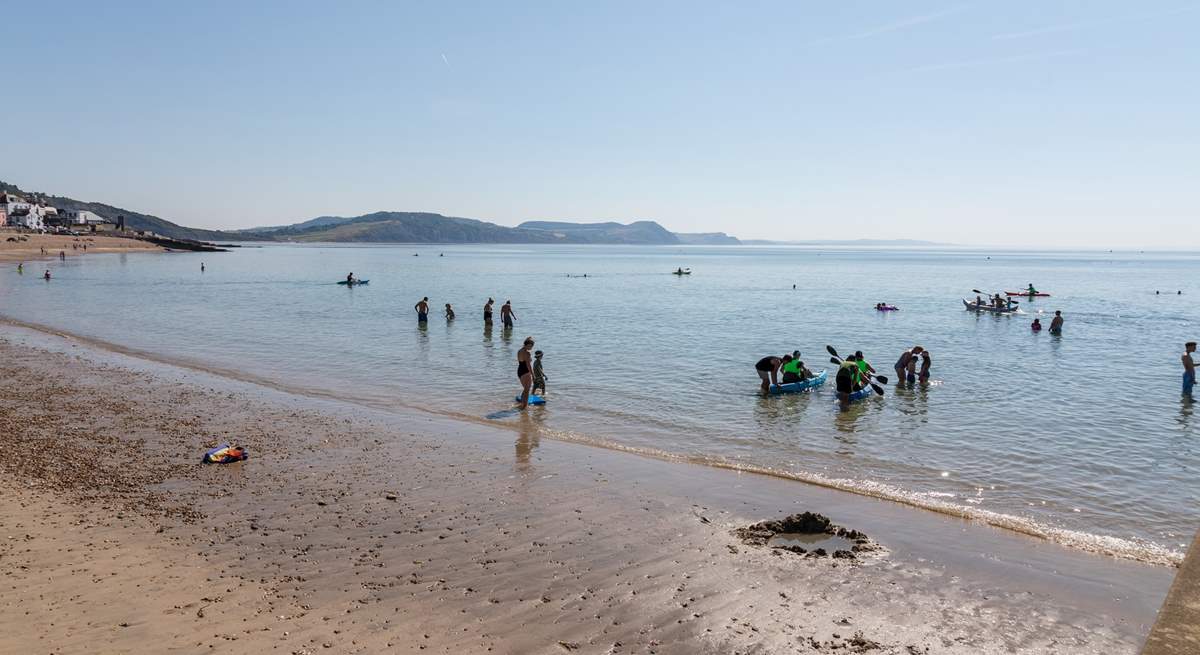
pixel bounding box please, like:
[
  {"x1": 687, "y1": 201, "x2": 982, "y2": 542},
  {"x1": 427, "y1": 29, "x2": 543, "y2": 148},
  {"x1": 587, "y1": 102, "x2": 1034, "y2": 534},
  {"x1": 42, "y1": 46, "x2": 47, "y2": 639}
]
[
  {"x1": 0, "y1": 231, "x2": 163, "y2": 263},
  {"x1": 0, "y1": 323, "x2": 1177, "y2": 654}
]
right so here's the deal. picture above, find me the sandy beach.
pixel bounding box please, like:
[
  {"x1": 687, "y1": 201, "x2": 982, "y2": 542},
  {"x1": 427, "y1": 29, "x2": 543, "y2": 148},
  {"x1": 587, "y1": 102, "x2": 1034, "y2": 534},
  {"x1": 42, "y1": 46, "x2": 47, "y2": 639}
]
[
  {"x1": 0, "y1": 322, "x2": 1178, "y2": 654},
  {"x1": 0, "y1": 231, "x2": 163, "y2": 263}
]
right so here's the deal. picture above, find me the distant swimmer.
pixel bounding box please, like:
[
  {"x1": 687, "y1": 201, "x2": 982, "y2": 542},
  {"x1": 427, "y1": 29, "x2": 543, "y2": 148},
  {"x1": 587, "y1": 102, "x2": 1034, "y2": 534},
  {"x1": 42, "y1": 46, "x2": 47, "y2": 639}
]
[
  {"x1": 1049, "y1": 310, "x2": 1063, "y2": 335},
  {"x1": 918, "y1": 351, "x2": 932, "y2": 383},
  {"x1": 201, "y1": 262, "x2": 206, "y2": 272},
  {"x1": 501, "y1": 300, "x2": 516, "y2": 328},
  {"x1": 1031, "y1": 318, "x2": 1042, "y2": 332},
  {"x1": 517, "y1": 336, "x2": 535, "y2": 408},
  {"x1": 755, "y1": 354, "x2": 785, "y2": 394},
  {"x1": 445, "y1": 303, "x2": 455, "y2": 320},
  {"x1": 894, "y1": 346, "x2": 924, "y2": 385},
  {"x1": 43, "y1": 269, "x2": 51, "y2": 280},
  {"x1": 16, "y1": 262, "x2": 23, "y2": 274},
  {"x1": 1184, "y1": 342, "x2": 1196, "y2": 397},
  {"x1": 415, "y1": 297, "x2": 430, "y2": 322},
  {"x1": 484, "y1": 298, "x2": 494, "y2": 324}
]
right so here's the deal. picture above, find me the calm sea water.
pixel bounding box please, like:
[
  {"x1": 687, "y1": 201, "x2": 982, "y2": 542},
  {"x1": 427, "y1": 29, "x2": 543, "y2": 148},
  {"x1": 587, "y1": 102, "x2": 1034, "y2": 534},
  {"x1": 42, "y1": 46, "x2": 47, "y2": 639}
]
[{"x1": 3, "y1": 244, "x2": 1197, "y2": 564}]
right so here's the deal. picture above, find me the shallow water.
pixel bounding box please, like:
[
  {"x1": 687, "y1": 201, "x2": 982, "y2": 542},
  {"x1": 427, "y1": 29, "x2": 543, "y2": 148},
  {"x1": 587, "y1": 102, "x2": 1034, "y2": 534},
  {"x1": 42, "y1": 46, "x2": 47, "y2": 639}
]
[{"x1": 2, "y1": 243, "x2": 1197, "y2": 564}]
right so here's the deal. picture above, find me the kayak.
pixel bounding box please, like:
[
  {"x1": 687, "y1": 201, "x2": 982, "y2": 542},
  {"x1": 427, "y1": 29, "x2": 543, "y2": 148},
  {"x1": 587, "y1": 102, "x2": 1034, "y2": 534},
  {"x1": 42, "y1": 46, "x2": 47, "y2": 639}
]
[
  {"x1": 963, "y1": 299, "x2": 1018, "y2": 314},
  {"x1": 769, "y1": 369, "x2": 828, "y2": 395},
  {"x1": 837, "y1": 386, "x2": 873, "y2": 403},
  {"x1": 672, "y1": 270, "x2": 691, "y2": 275},
  {"x1": 1005, "y1": 291, "x2": 1050, "y2": 297},
  {"x1": 876, "y1": 306, "x2": 900, "y2": 311},
  {"x1": 337, "y1": 279, "x2": 369, "y2": 285}
]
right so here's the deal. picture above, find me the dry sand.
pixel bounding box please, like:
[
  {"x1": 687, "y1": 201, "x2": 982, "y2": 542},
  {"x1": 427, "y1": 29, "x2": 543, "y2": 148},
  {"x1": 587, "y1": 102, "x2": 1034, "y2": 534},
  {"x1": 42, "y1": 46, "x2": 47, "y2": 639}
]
[
  {"x1": 0, "y1": 230, "x2": 162, "y2": 263},
  {"x1": 0, "y1": 325, "x2": 1177, "y2": 654}
]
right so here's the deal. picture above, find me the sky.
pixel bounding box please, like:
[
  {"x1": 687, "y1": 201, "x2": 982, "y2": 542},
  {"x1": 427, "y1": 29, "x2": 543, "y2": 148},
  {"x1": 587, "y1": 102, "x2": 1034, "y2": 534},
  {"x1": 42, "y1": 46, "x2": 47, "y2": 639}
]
[{"x1": 1, "y1": 1, "x2": 1197, "y2": 247}]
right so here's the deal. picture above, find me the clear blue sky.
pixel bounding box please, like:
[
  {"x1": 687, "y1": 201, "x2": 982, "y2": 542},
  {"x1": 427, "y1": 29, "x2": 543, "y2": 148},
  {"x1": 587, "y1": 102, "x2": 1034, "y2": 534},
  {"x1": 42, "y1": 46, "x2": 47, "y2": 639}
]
[{"x1": 2, "y1": 1, "x2": 1197, "y2": 246}]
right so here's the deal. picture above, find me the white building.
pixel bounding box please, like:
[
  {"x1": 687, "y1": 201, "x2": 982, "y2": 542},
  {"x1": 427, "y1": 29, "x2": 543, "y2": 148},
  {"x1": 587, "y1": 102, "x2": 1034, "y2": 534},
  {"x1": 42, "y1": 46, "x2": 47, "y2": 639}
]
[
  {"x1": 61, "y1": 209, "x2": 107, "y2": 226},
  {"x1": 1, "y1": 192, "x2": 54, "y2": 230}
]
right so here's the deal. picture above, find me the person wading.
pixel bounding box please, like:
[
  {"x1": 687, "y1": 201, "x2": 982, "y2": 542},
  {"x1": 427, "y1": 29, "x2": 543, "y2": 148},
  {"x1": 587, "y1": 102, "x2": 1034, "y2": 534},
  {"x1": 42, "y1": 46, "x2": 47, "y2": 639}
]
[
  {"x1": 1184, "y1": 342, "x2": 1196, "y2": 397},
  {"x1": 517, "y1": 337, "x2": 535, "y2": 408}
]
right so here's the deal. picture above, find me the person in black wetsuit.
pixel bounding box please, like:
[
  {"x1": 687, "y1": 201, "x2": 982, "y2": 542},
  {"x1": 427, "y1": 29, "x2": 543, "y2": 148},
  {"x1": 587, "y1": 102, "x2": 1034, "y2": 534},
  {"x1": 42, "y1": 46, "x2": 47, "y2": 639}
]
[
  {"x1": 755, "y1": 355, "x2": 784, "y2": 394},
  {"x1": 517, "y1": 336, "x2": 535, "y2": 408}
]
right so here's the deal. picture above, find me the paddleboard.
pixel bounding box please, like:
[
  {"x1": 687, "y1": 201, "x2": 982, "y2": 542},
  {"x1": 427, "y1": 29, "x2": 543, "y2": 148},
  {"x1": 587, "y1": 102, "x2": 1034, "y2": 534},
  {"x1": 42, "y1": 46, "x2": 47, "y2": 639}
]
[{"x1": 516, "y1": 394, "x2": 546, "y2": 405}]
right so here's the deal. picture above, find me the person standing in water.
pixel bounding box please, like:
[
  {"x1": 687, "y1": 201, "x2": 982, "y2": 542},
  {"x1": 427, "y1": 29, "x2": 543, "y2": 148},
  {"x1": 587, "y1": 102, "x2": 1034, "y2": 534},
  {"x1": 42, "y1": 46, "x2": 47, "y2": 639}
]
[
  {"x1": 1049, "y1": 310, "x2": 1064, "y2": 334},
  {"x1": 918, "y1": 351, "x2": 932, "y2": 383},
  {"x1": 414, "y1": 297, "x2": 430, "y2": 322},
  {"x1": 201, "y1": 262, "x2": 205, "y2": 272},
  {"x1": 59, "y1": 250, "x2": 66, "y2": 261},
  {"x1": 894, "y1": 346, "x2": 923, "y2": 384},
  {"x1": 517, "y1": 337, "x2": 535, "y2": 408},
  {"x1": 532, "y1": 350, "x2": 548, "y2": 395},
  {"x1": 501, "y1": 300, "x2": 516, "y2": 328},
  {"x1": 445, "y1": 303, "x2": 455, "y2": 320},
  {"x1": 16, "y1": 262, "x2": 23, "y2": 274},
  {"x1": 836, "y1": 355, "x2": 858, "y2": 406},
  {"x1": 484, "y1": 298, "x2": 494, "y2": 324},
  {"x1": 43, "y1": 269, "x2": 51, "y2": 280},
  {"x1": 1184, "y1": 342, "x2": 1196, "y2": 397},
  {"x1": 755, "y1": 354, "x2": 785, "y2": 394}
]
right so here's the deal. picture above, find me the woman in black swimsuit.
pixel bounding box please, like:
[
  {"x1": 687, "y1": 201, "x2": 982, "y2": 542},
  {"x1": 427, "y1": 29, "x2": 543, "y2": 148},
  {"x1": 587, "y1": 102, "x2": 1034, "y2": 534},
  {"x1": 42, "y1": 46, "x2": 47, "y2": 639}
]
[{"x1": 517, "y1": 336, "x2": 535, "y2": 408}]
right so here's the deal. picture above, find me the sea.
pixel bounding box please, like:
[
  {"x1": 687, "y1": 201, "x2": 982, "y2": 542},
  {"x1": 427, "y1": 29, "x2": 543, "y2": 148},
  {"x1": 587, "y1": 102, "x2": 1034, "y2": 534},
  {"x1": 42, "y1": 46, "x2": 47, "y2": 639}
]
[{"x1": 2, "y1": 244, "x2": 1197, "y2": 566}]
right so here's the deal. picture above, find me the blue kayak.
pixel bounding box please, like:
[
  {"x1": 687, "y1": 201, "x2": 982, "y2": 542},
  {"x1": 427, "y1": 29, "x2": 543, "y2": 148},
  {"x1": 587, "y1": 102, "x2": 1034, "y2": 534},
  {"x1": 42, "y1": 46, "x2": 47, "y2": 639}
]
[
  {"x1": 840, "y1": 386, "x2": 874, "y2": 403},
  {"x1": 769, "y1": 369, "x2": 828, "y2": 395}
]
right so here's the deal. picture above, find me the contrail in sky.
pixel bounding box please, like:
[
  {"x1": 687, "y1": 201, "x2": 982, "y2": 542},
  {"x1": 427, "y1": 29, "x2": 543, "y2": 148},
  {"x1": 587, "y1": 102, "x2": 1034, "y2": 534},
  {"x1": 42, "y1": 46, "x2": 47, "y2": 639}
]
[
  {"x1": 808, "y1": 5, "x2": 968, "y2": 45},
  {"x1": 991, "y1": 5, "x2": 1198, "y2": 40},
  {"x1": 894, "y1": 48, "x2": 1086, "y2": 75}
]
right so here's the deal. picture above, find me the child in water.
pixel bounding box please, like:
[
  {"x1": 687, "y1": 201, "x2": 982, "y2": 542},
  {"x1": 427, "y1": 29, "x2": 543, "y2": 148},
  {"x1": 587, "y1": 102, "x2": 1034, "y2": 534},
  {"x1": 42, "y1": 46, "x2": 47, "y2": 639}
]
[
  {"x1": 532, "y1": 350, "x2": 548, "y2": 395},
  {"x1": 1031, "y1": 318, "x2": 1042, "y2": 331}
]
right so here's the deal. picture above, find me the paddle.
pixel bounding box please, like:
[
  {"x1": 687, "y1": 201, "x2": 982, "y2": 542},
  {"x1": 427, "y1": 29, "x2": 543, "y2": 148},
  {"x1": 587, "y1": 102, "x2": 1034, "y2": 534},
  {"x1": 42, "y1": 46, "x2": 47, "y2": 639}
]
[{"x1": 969, "y1": 289, "x2": 1018, "y2": 310}]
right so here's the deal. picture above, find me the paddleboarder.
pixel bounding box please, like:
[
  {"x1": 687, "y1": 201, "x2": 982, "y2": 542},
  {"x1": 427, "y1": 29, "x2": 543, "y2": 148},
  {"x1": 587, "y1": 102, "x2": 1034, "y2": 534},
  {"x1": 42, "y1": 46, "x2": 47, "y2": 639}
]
[{"x1": 1184, "y1": 342, "x2": 1196, "y2": 397}]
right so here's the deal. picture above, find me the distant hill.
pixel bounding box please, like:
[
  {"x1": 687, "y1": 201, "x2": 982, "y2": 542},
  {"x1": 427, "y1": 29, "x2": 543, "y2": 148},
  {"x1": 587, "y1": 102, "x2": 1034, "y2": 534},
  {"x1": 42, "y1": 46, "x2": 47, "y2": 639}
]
[
  {"x1": 0, "y1": 180, "x2": 252, "y2": 242},
  {"x1": 741, "y1": 238, "x2": 952, "y2": 246},
  {"x1": 269, "y1": 212, "x2": 565, "y2": 244},
  {"x1": 516, "y1": 220, "x2": 680, "y2": 245},
  {"x1": 675, "y1": 232, "x2": 740, "y2": 245}
]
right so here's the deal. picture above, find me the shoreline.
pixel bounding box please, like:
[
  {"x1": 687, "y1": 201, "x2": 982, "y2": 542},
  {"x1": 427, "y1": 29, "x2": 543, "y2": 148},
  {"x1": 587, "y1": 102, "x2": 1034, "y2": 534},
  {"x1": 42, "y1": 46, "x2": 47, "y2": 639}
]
[
  {"x1": 0, "y1": 322, "x2": 1178, "y2": 653},
  {"x1": 0, "y1": 314, "x2": 1182, "y2": 569}
]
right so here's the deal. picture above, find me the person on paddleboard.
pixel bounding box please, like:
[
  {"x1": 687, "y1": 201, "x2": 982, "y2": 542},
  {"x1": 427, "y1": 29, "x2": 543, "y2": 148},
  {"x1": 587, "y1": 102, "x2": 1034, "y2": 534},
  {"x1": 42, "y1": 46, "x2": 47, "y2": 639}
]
[
  {"x1": 517, "y1": 337, "x2": 535, "y2": 408},
  {"x1": 1184, "y1": 342, "x2": 1196, "y2": 397},
  {"x1": 755, "y1": 354, "x2": 785, "y2": 394},
  {"x1": 1049, "y1": 311, "x2": 1063, "y2": 334}
]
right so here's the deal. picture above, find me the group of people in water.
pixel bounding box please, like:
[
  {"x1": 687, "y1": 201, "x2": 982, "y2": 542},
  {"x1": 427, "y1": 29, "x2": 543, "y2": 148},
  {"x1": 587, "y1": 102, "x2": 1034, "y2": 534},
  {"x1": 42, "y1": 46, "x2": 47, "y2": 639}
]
[
  {"x1": 757, "y1": 345, "x2": 932, "y2": 406},
  {"x1": 1030, "y1": 310, "x2": 1064, "y2": 334},
  {"x1": 516, "y1": 336, "x2": 548, "y2": 408}
]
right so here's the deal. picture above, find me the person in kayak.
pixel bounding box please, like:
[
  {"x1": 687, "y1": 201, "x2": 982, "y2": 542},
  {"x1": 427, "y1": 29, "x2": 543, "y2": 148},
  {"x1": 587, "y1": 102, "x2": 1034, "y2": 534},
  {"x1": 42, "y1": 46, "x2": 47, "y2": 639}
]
[
  {"x1": 836, "y1": 356, "x2": 858, "y2": 406},
  {"x1": 755, "y1": 354, "x2": 785, "y2": 393},
  {"x1": 1049, "y1": 310, "x2": 1063, "y2": 334},
  {"x1": 1027, "y1": 283, "x2": 1037, "y2": 294},
  {"x1": 894, "y1": 346, "x2": 923, "y2": 384},
  {"x1": 414, "y1": 297, "x2": 430, "y2": 322},
  {"x1": 445, "y1": 303, "x2": 455, "y2": 320},
  {"x1": 918, "y1": 351, "x2": 932, "y2": 383},
  {"x1": 346, "y1": 272, "x2": 356, "y2": 284},
  {"x1": 1031, "y1": 318, "x2": 1042, "y2": 331},
  {"x1": 517, "y1": 337, "x2": 535, "y2": 408},
  {"x1": 484, "y1": 298, "x2": 494, "y2": 324},
  {"x1": 1183, "y1": 342, "x2": 1196, "y2": 397},
  {"x1": 854, "y1": 351, "x2": 875, "y2": 382},
  {"x1": 992, "y1": 293, "x2": 1006, "y2": 309},
  {"x1": 501, "y1": 300, "x2": 516, "y2": 328},
  {"x1": 780, "y1": 351, "x2": 811, "y2": 384}
]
